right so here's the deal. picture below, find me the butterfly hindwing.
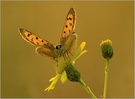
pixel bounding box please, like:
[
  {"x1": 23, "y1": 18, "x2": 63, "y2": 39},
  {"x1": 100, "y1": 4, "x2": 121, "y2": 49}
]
[
  {"x1": 36, "y1": 46, "x2": 58, "y2": 60},
  {"x1": 63, "y1": 32, "x2": 77, "y2": 53},
  {"x1": 60, "y1": 7, "x2": 76, "y2": 45}
]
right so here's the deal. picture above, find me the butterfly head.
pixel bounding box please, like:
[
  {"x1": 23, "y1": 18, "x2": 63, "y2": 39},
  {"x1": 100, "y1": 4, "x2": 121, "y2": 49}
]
[{"x1": 55, "y1": 44, "x2": 62, "y2": 50}]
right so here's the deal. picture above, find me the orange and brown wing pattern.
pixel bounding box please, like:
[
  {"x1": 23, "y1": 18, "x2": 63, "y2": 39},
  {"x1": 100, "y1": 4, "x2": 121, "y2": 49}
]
[
  {"x1": 60, "y1": 7, "x2": 76, "y2": 45},
  {"x1": 19, "y1": 28, "x2": 55, "y2": 49}
]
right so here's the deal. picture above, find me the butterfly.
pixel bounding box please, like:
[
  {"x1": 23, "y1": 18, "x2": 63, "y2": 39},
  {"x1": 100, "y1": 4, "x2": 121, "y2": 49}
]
[{"x1": 19, "y1": 7, "x2": 77, "y2": 61}]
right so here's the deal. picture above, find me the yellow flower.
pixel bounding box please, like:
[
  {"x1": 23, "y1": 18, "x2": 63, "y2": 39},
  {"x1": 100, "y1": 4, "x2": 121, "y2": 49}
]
[{"x1": 45, "y1": 41, "x2": 87, "y2": 91}]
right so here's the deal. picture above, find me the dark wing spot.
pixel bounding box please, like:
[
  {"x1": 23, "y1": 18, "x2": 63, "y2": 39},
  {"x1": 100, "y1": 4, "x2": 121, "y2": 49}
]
[
  {"x1": 31, "y1": 38, "x2": 33, "y2": 41},
  {"x1": 27, "y1": 33, "x2": 30, "y2": 37},
  {"x1": 64, "y1": 31, "x2": 66, "y2": 33},
  {"x1": 69, "y1": 29, "x2": 70, "y2": 32},
  {"x1": 46, "y1": 42, "x2": 49, "y2": 45},
  {"x1": 69, "y1": 17, "x2": 72, "y2": 20},
  {"x1": 72, "y1": 32, "x2": 75, "y2": 34},
  {"x1": 42, "y1": 40, "x2": 44, "y2": 42},
  {"x1": 65, "y1": 25, "x2": 68, "y2": 28},
  {"x1": 36, "y1": 37, "x2": 38, "y2": 40},
  {"x1": 69, "y1": 23, "x2": 72, "y2": 26}
]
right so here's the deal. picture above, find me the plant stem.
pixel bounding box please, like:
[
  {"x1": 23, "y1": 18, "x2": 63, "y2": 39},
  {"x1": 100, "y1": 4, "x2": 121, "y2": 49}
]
[
  {"x1": 79, "y1": 79, "x2": 97, "y2": 99},
  {"x1": 103, "y1": 58, "x2": 109, "y2": 99}
]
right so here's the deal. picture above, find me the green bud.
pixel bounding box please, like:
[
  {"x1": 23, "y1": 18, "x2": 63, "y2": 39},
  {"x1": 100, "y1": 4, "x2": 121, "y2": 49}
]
[
  {"x1": 100, "y1": 39, "x2": 113, "y2": 59},
  {"x1": 65, "y1": 64, "x2": 81, "y2": 82}
]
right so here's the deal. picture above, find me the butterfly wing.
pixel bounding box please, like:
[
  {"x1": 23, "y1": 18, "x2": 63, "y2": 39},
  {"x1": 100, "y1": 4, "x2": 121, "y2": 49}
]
[
  {"x1": 19, "y1": 28, "x2": 55, "y2": 49},
  {"x1": 63, "y1": 32, "x2": 78, "y2": 54},
  {"x1": 36, "y1": 46, "x2": 58, "y2": 60},
  {"x1": 19, "y1": 28, "x2": 59, "y2": 59},
  {"x1": 60, "y1": 7, "x2": 76, "y2": 45}
]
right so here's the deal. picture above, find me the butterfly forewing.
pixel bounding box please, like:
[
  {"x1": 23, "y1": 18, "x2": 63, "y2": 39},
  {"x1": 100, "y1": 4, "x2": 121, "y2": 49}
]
[
  {"x1": 60, "y1": 7, "x2": 76, "y2": 45},
  {"x1": 19, "y1": 28, "x2": 55, "y2": 49}
]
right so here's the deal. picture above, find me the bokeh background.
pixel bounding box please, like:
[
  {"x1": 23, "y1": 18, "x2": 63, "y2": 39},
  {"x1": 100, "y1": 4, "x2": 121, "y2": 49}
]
[{"x1": 1, "y1": 1, "x2": 134, "y2": 98}]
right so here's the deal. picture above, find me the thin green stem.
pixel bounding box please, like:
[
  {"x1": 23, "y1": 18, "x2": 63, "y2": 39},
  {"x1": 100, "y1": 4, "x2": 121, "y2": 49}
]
[
  {"x1": 103, "y1": 58, "x2": 109, "y2": 99},
  {"x1": 79, "y1": 79, "x2": 97, "y2": 99}
]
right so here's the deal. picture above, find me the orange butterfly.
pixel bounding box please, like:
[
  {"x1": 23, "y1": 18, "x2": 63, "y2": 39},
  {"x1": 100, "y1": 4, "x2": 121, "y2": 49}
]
[{"x1": 19, "y1": 7, "x2": 77, "y2": 61}]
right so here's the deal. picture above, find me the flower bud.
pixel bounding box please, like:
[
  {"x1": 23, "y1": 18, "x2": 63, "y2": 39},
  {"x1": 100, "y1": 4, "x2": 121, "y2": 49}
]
[
  {"x1": 65, "y1": 64, "x2": 81, "y2": 82},
  {"x1": 100, "y1": 39, "x2": 113, "y2": 59}
]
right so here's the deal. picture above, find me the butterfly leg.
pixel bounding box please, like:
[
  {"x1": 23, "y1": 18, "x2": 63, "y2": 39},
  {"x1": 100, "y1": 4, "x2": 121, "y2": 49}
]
[{"x1": 62, "y1": 50, "x2": 73, "y2": 60}]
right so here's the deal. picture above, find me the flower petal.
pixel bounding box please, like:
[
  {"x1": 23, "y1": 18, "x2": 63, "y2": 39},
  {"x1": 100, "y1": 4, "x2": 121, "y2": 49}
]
[
  {"x1": 71, "y1": 42, "x2": 87, "y2": 62},
  {"x1": 44, "y1": 74, "x2": 61, "y2": 91},
  {"x1": 61, "y1": 70, "x2": 67, "y2": 84},
  {"x1": 80, "y1": 42, "x2": 86, "y2": 51},
  {"x1": 72, "y1": 50, "x2": 87, "y2": 62}
]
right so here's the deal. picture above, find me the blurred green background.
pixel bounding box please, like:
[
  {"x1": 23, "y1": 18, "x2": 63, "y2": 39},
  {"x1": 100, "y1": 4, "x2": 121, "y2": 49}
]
[{"x1": 1, "y1": 1, "x2": 134, "y2": 98}]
